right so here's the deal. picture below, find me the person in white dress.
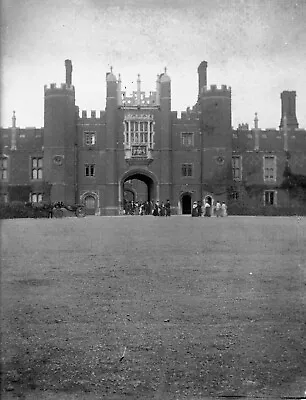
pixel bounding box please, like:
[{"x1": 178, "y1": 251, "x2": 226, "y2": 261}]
[
  {"x1": 221, "y1": 202, "x2": 227, "y2": 217},
  {"x1": 215, "y1": 201, "x2": 221, "y2": 217}
]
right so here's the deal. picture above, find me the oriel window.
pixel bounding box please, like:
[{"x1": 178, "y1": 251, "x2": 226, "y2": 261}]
[
  {"x1": 181, "y1": 133, "x2": 194, "y2": 147},
  {"x1": 84, "y1": 132, "x2": 96, "y2": 146}
]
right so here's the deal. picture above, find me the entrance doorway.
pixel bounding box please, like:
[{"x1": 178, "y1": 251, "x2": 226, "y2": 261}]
[
  {"x1": 84, "y1": 194, "x2": 96, "y2": 215},
  {"x1": 204, "y1": 195, "x2": 213, "y2": 206},
  {"x1": 181, "y1": 193, "x2": 192, "y2": 214},
  {"x1": 120, "y1": 171, "x2": 158, "y2": 215}
]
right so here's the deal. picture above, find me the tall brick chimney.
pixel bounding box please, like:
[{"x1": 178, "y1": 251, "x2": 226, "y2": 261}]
[
  {"x1": 279, "y1": 91, "x2": 299, "y2": 129},
  {"x1": 198, "y1": 61, "x2": 208, "y2": 97},
  {"x1": 65, "y1": 59, "x2": 73, "y2": 86}
]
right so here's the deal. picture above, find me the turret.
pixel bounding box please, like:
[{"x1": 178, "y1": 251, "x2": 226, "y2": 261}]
[
  {"x1": 43, "y1": 60, "x2": 77, "y2": 204},
  {"x1": 159, "y1": 67, "x2": 171, "y2": 109},
  {"x1": 200, "y1": 84, "x2": 232, "y2": 140},
  {"x1": 106, "y1": 66, "x2": 116, "y2": 97},
  {"x1": 198, "y1": 75, "x2": 232, "y2": 200},
  {"x1": 279, "y1": 91, "x2": 299, "y2": 129}
]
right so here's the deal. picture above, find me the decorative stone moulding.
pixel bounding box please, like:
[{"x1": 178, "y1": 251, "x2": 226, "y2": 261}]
[
  {"x1": 53, "y1": 155, "x2": 64, "y2": 166},
  {"x1": 125, "y1": 113, "x2": 154, "y2": 120},
  {"x1": 215, "y1": 156, "x2": 225, "y2": 165}
]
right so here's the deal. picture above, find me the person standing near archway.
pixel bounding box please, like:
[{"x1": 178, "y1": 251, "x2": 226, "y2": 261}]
[
  {"x1": 215, "y1": 201, "x2": 221, "y2": 217},
  {"x1": 197, "y1": 201, "x2": 202, "y2": 217},
  {"x1": 204, "y1": 200, "x2": 211, "y2": 217},
  {"x1": 192, "y1": 201, "x2": 198, "y2": 217}
]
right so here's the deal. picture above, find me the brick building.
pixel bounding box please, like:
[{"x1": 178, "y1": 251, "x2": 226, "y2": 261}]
[{"x1": 1, "y1": 60, "x2": 305, "y2": 215}]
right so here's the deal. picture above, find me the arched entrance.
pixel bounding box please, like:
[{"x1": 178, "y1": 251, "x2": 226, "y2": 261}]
[
  {"x1": 81, "y1": 192, "x2": 99, "y2": 215},
  {"x1": 124, "y1": 188, "x2": 136, "y2": 203},
  {"x1": 123, "y1": 181, "x2": 136, "y2": 203},
  {"x1": 119, "y1": 170, "x2": 159, "y2": 214},
  {"x1": 204, "y1": 195, "x2": 213, "y2": 206},
  {"x1": 181, "y1": 193, "x2": 192, "y2": 214}
]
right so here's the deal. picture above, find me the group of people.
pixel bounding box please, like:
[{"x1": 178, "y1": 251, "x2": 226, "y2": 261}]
[
  {"x1": 123, "y1": 198, "x2": 227, "y2": 217},
  {"x1": 123, "y1": 199, "x2": 171, "y2": 216},
  {"x1": 152, "y1": 200, "x2": 171, "y2": 217},
  {"x1": 193, "y1": 200, "x2": 227, "y2": 217},
  {"x1": 123, "y1": 200, "x2": 151, "y2": 215}
]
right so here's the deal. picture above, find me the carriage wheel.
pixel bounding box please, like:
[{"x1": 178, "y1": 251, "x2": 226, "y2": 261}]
[
  {"x1": 76, "y1": 207, "x2": 86, "y2": 218},
  {"x1": 53, "y1": 208, "x2": 64, "y2": 218}
]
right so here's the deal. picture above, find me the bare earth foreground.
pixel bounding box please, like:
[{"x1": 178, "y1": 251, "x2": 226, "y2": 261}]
[{"x1": 1, "y1": 216, "x2": 306, "y2": 400}]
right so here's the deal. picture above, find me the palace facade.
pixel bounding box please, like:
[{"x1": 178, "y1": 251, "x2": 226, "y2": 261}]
[{"x1": 1, "y1": 60, "x2": 305, "y2": 215}]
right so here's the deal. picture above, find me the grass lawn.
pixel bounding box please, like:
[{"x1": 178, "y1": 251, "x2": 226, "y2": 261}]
[{"x1": 1, "y1": 216, "x2": 306, "y2": 400}]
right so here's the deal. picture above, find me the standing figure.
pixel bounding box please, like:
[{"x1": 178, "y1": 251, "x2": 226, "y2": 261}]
[
  {"x1": 139, "y1": 203, "x2": 144, "y2": 215},
  {"x1": 165, "y1": 199, "x2": 171, "y2": 217},
  {"x1": 197, "y1": 201, "x2": 202, "y2": 217},
  {"x1": 153, "y1": 201, "x2": 159, "y2": 216},
  {"x1": 192, "y1": 201, "x2": 198, "y2": 217},
  {"x1": 221, "y1": 202, "x2": 227, "y2": 217},
  {"x1": 204, "y1": 201, "x2": 211, "y2": 217},
  {"x1": 215, "y1": 201, "x2": 221, "y2": 217},
  {"x1": 160, "y1": 202, "x2": 165, "y2": 216}
]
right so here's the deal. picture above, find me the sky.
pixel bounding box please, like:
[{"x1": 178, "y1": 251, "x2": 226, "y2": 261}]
[{"x1": 1, "y1": 0, "x2": 306, "y2": 129}]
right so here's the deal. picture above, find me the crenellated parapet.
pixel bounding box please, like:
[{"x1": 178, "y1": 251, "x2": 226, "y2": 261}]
[
  {"x1": 44, "y1": 83, "x2": 75, "y2": 96},
  {"x1": 232, "y1": 127, "x2": 306, "y2": 152},
  {"x1": 238, "y1": 123, "x2": 249, "y2": 131},
  {"x1": 77, "y1": 110, "x2": 106, "y2": 126},
  {"x1": 175, "y1": 111, "x2": 199, "y2": 122},
  {"x1": 78, "y1": 110, "x2": 105, "y2": 119},
  {"x1": 201, "y1": 84, "x2": 231, "y2": 97}
]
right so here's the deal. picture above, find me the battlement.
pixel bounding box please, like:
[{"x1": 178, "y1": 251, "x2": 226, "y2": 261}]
[
  {"x1": 44, "y1": 83, "x2": 75, "y2": 93},
  {"x1": 201, "y1": 84, "x2": 231, "y2": 96},
  {"x1": 232, "y1": 127, "x2": 306, "y2": 153},
  {"x1": 238, "y1": 123, "x2": 249, "y2": 131},
  {"x1": 176, "y1": 109, "x2": 199, "y2": 121},
  {"x1": 78, "y1": 110, "x2": 105, "y2": 120}
]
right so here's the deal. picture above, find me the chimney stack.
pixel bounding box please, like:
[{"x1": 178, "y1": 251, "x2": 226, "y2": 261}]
[
  {"x1": 279, "y1": 91, "x2": 298, "y2": 129},
  {"x1": 65, "y1": 59, "x2": 73, "y2": 86},
  {"x1": 197, "y1": 61, "x2": 208, "y2": 97}
]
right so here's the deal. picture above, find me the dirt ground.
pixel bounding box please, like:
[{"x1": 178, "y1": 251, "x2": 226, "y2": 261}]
[{"x1": 1, "y1": 216, "x2": 306, "y2": 400}]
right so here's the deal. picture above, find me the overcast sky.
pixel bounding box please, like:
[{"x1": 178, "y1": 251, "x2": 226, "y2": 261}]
[{"x1": 1, "y1": 0, "x2": 305, "y2": 129}]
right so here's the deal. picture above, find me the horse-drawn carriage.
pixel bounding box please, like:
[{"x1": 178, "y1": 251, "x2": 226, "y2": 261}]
[
  {"x1": 51, "y1": 202, "x2": 86, "y2": 218},
  {"x1": 25, "y1": 201, "x2": 86, "y2": 218}
]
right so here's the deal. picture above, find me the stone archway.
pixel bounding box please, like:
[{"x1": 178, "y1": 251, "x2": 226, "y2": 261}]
[
  {"x1": 80, "y1": 191, "x2": 99, "y2": 215},
  {"x1": 119, "y1": 169, "x2": 159, "y2": 214},
  {"x1": 123, "y1": 188, "x2": 136, "y2": 203}
]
